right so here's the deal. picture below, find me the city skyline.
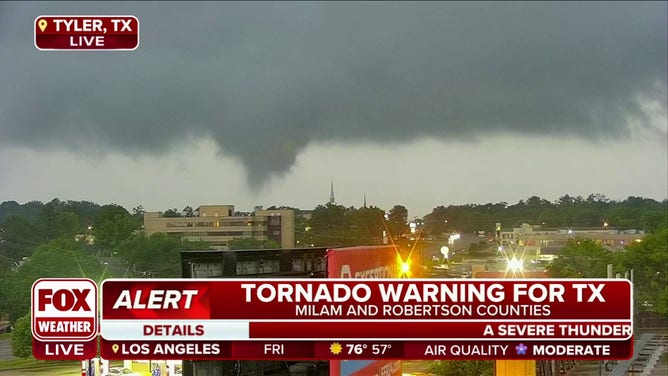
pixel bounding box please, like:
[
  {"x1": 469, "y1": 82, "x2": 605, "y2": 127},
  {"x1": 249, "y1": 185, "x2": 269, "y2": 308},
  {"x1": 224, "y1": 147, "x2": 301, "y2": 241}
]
[{"x1": 0, "y1": 2, "x2": 666, "y2": 218}]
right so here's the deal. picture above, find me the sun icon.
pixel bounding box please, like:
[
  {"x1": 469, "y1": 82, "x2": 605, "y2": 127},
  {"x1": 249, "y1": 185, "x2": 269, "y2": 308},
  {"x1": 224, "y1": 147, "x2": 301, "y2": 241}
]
[{"x1": 329, "y1": 342, "x2": 343, "y2": 355}]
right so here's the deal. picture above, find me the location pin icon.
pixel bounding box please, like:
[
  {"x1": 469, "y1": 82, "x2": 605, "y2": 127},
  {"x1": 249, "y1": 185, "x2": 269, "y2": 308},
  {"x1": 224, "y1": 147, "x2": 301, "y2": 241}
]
[
  {"x1": 38, "y1": 19, "x2": 47, "y2": 32},
  {"x1": 112, "y1": 344, "x2": 119, "y2": 353}
]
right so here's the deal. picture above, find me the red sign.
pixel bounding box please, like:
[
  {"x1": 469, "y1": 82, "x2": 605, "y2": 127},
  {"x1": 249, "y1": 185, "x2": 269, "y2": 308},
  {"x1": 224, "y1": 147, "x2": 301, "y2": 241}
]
[
  {"x1": 98, "y1": 278, "x2": 633, "y2": 362},
  {"x1": 32, "y1": 278, "x2": 98, "y2": 342},
  {"x1": 28, "y1": 277, "x2": 634, "y2": 362},
  {"x1": 327, "y1": 246, "x2": 402, "y2": 278},
  {"x1": 101, "y1": 278, "x2": 633, "y2": 321},
  {"x1": 34, "y1": 16, "x2": 139, "y2": 50},
  {"x1": 32, "y1": 337, "x2": 98, "y2": 360}
]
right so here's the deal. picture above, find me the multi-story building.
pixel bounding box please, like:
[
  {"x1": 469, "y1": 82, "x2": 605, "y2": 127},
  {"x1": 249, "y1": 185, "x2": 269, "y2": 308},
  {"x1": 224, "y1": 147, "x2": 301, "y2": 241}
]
[{"x1": 144, "y1": 205, "x2": 295, "y2": 249}]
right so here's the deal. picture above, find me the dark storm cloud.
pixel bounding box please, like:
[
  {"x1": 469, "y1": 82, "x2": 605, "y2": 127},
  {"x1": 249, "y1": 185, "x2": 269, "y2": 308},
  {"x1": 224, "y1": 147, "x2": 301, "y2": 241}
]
[{"x1": 0, "y1": 2, "x2": 666, "y2": 185}]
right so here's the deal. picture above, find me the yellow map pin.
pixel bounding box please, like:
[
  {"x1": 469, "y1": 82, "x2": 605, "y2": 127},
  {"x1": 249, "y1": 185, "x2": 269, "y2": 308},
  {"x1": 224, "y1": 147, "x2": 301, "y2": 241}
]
[
  {"x1": 38, "y1": 19, "x2": 47, "y2": 32},
  {"x1": 112, "y1": 344, "x2": 119, "y2": 353}
]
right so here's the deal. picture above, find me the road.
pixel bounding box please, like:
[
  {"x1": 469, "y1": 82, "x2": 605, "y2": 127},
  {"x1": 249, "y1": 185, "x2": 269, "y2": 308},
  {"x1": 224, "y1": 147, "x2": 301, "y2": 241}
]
[{"x1": 0, "y1": 338, "x2": 13, "y2": 361}]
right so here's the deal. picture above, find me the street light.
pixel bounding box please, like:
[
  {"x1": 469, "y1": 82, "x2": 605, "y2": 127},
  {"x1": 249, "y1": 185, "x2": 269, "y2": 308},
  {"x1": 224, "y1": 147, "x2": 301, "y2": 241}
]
[
  {"x1": 440, "y1": 246, "x2": 449, "y2": 257},
  {"x1": 440, "y1": 246, "x2": 450, "y2": 263},
  {"x1": 507, "y1": 256, "x2": 523, "y2": 274}
]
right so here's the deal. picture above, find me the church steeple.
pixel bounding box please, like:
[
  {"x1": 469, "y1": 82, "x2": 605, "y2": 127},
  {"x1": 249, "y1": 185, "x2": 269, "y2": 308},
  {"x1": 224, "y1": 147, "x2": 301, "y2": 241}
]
[
  {"x1": 329, "y1": 181, "x2": 336, "y2": 204},
  {"x1": 363, "y1": 194, "x2": 367, "y2": 208}
]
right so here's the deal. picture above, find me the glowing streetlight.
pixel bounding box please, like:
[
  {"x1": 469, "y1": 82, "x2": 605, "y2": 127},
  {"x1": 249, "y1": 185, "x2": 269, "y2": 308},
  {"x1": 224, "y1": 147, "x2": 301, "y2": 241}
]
[
  {"x1": 507, "y1": 256, "x2": 523, "y2": 273},
  {"x1": 440, "y1": 246, "x2": 450, "y2": 259},
  {"x1": 399, "y1": 257, "x2": 412, "y2": 278},
  {"x1": 441, "y1": 245, "x2": 450, "y2": 262}
]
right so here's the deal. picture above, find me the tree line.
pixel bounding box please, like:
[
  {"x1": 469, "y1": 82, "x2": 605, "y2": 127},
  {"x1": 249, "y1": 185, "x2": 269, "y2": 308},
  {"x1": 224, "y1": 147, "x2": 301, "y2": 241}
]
[
  {"x1": 422, "y1": 194, "x2": 667, "y2": 235},
  {"x1": 0, "y1": 199, "x2": 207, "y2": 324},
  {"x1": 292, "y1": 194, "x2": 666, "y2": 249},
  {"x1": 548, "y1": 230, "x2": 667, "y2": 316},
  {"x1": 295, "y1": 203, "x2": 409, "y2": 248}
]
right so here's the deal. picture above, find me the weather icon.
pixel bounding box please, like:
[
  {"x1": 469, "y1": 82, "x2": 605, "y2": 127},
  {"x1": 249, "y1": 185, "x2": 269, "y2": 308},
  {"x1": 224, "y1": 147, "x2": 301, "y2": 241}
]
[
  {"x1": 329, "y1": 342, "x2": 343, "y2": 355},
  {"x1": 515, "y1": 343, "x2": 528, "y2": 355}
]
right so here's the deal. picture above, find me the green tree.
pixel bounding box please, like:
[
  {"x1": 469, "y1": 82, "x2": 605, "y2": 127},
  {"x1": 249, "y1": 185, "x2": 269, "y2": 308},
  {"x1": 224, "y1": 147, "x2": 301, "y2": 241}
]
[
  {"x1": 0, "y1": 271, "x2": 33, "y2": 322},
  {"x1": 423, "y1": 206, "x2": 449, "y2": 236},
  {"x1": 421, "y1": 194, "x2": 665, "y2": 234},
  {"x1": 548, "y1": 238, "x2": 616, "y2": 278},
  {"x1": 387, "y1": 205, "x2": 409, "y2": 238},
  {"x1": 228, "y1": 237, "x2": 280, "y2": 250},
  {"x1": 116, "y1": 233, "x2": 207, "y2": 278},
  {"x1": 619, "y1": 227, "x2": 668, "y2": 315},
  {"x1": 0, "y1": 254, "x2": 13, "y2": 273},
  {"x1": 557, "y1": 194, "x2": 576, "y2": 206},
  {"x1": 0, "y1": 239, "x2": 104, "y2": 321},
  {"x1": 38, "y1": 198, "x2": 62, "y2": 239},
  {"x1": 347, "y1": 206, "x2": 386, "y2": 245},
  {"x1": 132, "y1": 205, "x2": 145, "y2": 218},
  {"x1": 308, "y1": 203, "x2": 349, "y2": 246},
  {"x1": 642, "y1": 211, "x2": 668, "y2": 233},
  {"x1": 52, "y1": 211, "x2": 81, "y2": 239},
  {"x1": 94, "y1": 204, "x2": 140, "y2": 251},
  {"x1": 303, "y1": 204, "x2": 388, "y2": 247},
  {"x1": 62, "y1": 200, "x2": 99, "y2": 224},
  {"x1": 586, "y1": 193, "x2": 610, "y2": 206},
  {"x1": 11, "y1": 313, "x2": 32, "y2": 359},
  {"x1": 658, "y1": 287, "x2": 668, "y2": 317},
  {"x1": 295, "y1": 213, "x2": 312, "y2": 247},
  {"x1": 162, "y1": 208, "x2": 181, "y2": 218},
  {"x1": 0, "y1": 215, "x2": 44, "y2": 261},
  {"x1": 264, "y1": 239, "x2": 280, "y2": 249},
  {"x1": 182, "y1": 206, "x2": 195, "y2": 217},
  {"x1": 23, "y1": 238, "x2": 104, "y2": 279},
  {"x1": 0, "y1": 201, "x2": 22, "y2": 222},
  {"x1": 430, "y1": 360, "x2": 493, "y2": 376},
  {"x1": 526, "y1": 195, "x2": 552, "y2": 208}
]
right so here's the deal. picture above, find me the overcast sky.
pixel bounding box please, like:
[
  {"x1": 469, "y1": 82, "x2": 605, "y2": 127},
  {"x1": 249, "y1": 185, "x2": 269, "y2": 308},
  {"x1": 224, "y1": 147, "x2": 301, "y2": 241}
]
[{"x1": 0, "y1": 2, "x2": 666, "y2": 218}]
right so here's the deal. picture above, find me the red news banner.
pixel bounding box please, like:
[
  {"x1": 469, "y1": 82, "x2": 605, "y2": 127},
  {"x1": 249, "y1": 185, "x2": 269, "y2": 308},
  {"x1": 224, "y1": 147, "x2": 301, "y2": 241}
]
[
  {"x1": 31, "y1": 278, "x2": 633, "y2": 360},
  {"x1": 34, "y1": 16, "x2": 138, "y2": 50},
  {"x1": 96, "y1": 279, "x2": 632, "y2": 361}
]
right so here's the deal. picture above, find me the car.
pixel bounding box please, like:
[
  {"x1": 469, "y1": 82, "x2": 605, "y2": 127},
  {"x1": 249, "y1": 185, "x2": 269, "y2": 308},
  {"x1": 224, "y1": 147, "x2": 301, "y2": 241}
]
[{"x1": 104, "y1": 367, "x2": 140, "y2": 376}]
